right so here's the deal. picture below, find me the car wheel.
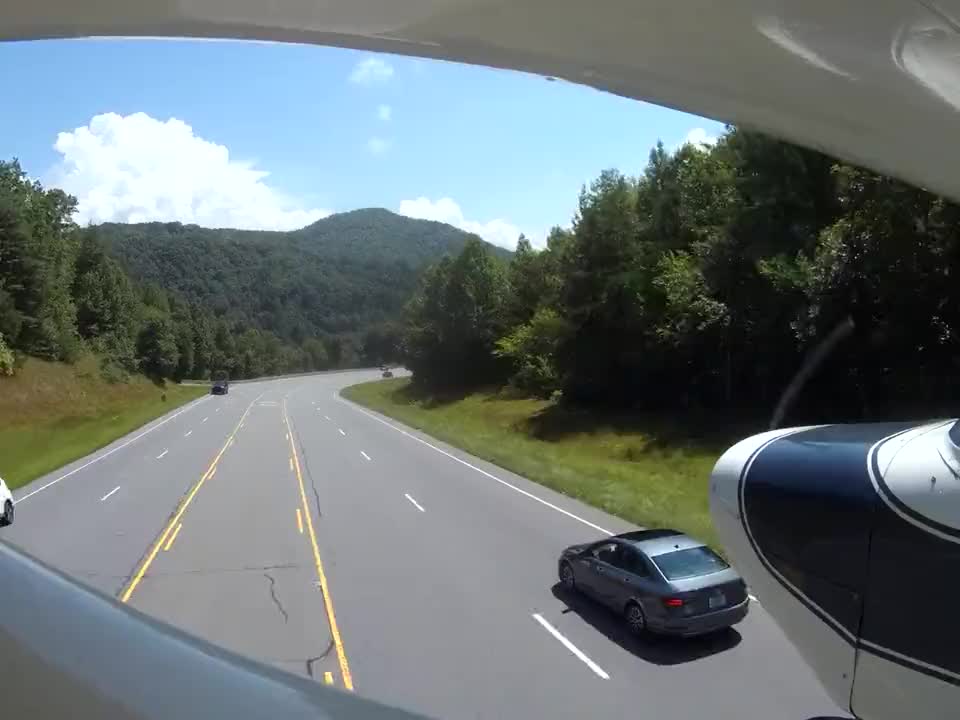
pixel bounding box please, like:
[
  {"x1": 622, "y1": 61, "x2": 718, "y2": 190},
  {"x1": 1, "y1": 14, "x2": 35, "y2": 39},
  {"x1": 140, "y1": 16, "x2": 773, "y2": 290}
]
[
  {"x1": 1, "y1": 500, "x2": 13, "y2": 527},
  {"x1": 559, "y1": 561, "x2": 576, "y2": 590},
  {"x1": 624, "y1": 601, "x2": 647, "y2": 635}
]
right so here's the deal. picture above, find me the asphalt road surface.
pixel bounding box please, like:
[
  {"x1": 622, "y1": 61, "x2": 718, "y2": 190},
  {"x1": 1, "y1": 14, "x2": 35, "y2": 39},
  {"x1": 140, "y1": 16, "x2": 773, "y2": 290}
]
[{"x1": 4, "y1": 370, "x2": 849, "y2": 720}]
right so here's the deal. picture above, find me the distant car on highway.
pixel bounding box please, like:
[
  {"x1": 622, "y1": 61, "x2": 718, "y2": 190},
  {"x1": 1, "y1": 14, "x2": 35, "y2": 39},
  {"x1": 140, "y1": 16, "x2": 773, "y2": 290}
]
[
  {"x1": 558, "y1": 529, "x2": 748, "y2": 637},
  {"x1": 211, "y1": 379, "x2": 229, "y2": 395},
  {"x1": 382, "y1": 369, "x2": 393, "y2": 378},
  {"x1": 0, "y1": 475, "x2": 13, "y2": 527}
]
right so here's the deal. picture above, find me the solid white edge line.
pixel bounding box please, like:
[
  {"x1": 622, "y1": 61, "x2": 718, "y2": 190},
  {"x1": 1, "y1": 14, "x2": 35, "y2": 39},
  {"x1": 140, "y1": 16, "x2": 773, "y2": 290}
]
[
  {"x1": 532, "y1": 613, "x2": 609, "y2": 679},
  {"x1": 99, "y1": 486, "x2": 121, "y2": 502},
  {"x1": 14, "y1": 395, "x2": 210, "y2": 505},
  {"x1": 361, "y1": 451, "x2": 371, "y2": 461},
  {"x1": 156, "y1": 449, "x2": 168, "y2": 460},
  {"x1": 404, "y1": 493, "x2": 425, "y2": 512},
  {"x1": 337, "y1": 397, "x2": 613, "y2": 536},
  {"x1": 338, "y1": 428, "x2": 346, "y2": 436}
]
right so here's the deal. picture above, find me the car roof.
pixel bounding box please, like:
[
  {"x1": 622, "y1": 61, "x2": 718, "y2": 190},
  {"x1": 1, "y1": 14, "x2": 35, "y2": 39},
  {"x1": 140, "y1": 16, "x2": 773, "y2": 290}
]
[{"x1": 615, "y1": 529, "x2": 704, "y2": 557}]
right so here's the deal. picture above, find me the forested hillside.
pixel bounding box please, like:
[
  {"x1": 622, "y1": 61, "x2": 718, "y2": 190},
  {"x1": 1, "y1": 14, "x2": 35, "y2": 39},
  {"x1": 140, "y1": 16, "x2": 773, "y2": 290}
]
[
  {"x1": 0, "y1": 161, "x2": 492, "y2": 381},
  {"x1": 403, "y1": 127, "x2": 960, "y2": 424},
  {"x1": 96, "y1": 209, "x2": 488, "y2": 344}
]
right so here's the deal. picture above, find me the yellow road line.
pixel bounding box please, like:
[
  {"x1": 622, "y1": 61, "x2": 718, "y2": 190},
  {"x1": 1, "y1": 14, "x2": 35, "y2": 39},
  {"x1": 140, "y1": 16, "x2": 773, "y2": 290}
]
[
  {"x1": 119, "y1": 393, "x2": 264, "y2": 603},
  {"x1": 296, "y1": 507, "x2": 303, "y2": 534},
  {"x1": 164, "y1": 523, "x2": 183, "y2": 551},
  {"x1": 283, "y1": 402, "x2": 354, "y2": 691},
  {"x1": 324, "y1": 671, "x2": 333, "y2": 686}
]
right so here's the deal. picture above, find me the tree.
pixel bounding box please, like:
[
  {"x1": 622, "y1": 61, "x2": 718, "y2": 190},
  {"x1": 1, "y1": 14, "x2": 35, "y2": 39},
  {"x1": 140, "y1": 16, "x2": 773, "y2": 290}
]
[
  {"x1": 136, "y1": 308, "x2": 179, "y2": 379},
  {"x1": 0, "y1": 161, "x2": 79, "y2": 361},
  {"x1": 494, "y1": 307, "x2": 568, "y2": 397},
  {"x1": 0, "y1": 332, "x2": 13, "y2": 376},
  {"x1": 361, "y1": 323, "x2": 401, "y2": 364},
  {"x1": 403, "y1": 238, "x2": 508, "y2": 387},
  {"x1": 72, "y1": 230, "x2": 140, "y2": 370},
  {"x1": 559, "y1": 170, "x2": 649, "y2": 404},
  {"x1": 190, "y1": 308, "x2": 215, "y2": 379},
  {"x1": 302, "y1": 337, "x2": 330, "y2": 370}
]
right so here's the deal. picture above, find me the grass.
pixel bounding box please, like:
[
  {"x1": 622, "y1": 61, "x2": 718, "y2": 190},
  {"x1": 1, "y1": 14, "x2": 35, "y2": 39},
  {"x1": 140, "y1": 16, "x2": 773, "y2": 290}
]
[
  {"x1": 342, "y1": 379, "x2": 757, "y2": 549},
  {"x1": 0, "y1": 355, "x2": 206, "y2": 490}
]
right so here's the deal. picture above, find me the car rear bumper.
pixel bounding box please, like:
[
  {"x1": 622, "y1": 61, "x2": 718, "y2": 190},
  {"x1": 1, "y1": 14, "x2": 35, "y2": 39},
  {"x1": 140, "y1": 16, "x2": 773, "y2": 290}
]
[{"x1": 653, "y1": 597, "x2": 750, "y2": 637}]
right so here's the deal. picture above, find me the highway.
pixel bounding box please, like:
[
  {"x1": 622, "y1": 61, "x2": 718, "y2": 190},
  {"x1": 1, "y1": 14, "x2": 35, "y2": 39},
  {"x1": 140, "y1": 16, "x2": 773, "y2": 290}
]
[{"x1": 4, "y1": 370, "x2": 848, "y2": 720}]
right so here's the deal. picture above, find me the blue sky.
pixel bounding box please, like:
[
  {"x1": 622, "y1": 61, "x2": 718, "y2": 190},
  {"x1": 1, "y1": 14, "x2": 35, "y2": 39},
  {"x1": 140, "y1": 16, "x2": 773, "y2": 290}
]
[{"x1": 0, "y1": 39, "x2": 725, "y2": 248}]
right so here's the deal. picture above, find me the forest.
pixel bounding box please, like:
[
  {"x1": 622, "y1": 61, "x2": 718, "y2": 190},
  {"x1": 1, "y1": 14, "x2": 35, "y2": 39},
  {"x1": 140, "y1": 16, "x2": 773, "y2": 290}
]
[
  {"x1": 0, "y1": 162, "x2": 484, "y2": 381},
  {"x1": 402, "y1": 127, "x2": 960, "y2": 424},
  {"x1": 6, "y1": 120, "x2": 959, "y2": 426}
]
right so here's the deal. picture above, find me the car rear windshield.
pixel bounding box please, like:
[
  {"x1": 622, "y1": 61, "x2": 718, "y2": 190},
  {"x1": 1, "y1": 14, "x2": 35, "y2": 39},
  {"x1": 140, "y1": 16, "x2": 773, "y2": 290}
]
[{"x1": 652, "y1": 547, "x2": 729, "y2": 580}]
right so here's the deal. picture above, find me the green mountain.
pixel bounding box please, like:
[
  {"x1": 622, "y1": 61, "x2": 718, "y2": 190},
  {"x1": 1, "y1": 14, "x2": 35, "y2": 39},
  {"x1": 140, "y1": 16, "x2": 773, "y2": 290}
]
[
  {"x1": 289, "y1": 208, "x2": 512, "y2": 265},
  {"x1": 96, "y1": 209, "x2": 510, "y2": 342}
]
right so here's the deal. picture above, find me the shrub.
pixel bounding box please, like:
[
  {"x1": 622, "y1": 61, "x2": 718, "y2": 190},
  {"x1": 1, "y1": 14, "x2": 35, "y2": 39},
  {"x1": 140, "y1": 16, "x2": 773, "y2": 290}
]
[{"x1": 0, "y1": 334, "x2": 15, "y2": 377}]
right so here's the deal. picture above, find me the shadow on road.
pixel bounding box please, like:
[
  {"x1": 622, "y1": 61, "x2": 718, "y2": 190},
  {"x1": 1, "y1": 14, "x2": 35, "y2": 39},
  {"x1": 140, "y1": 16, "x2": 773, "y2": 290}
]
[{"x1": 550, "y1": 583, "x2": 741, "y2": 666}]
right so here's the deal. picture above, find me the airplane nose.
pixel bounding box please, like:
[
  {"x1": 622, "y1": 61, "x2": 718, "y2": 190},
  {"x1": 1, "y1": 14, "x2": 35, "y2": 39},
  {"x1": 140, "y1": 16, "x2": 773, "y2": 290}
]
[
  {"x1": 711, "y1": 421, "x2": 960, "y2": 720},
  {"x1": 709, "y1": 424, "x2": 869, "y2": 712},
  {"x1": 708, "y1": 428, "x2": 799, "y2": 569}
]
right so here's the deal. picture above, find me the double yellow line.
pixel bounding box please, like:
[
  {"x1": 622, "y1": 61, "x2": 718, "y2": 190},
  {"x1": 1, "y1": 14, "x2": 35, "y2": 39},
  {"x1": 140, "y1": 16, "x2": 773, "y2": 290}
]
[
  {"x1": 119, "y1": 393, "x2": 262, "y2": 603},
  {"x1": 119, "y1": 392, "x2": 354, "y2": 692},
  {"x1": 283, "y1": 401, "x2": 354, "y2": 691}
]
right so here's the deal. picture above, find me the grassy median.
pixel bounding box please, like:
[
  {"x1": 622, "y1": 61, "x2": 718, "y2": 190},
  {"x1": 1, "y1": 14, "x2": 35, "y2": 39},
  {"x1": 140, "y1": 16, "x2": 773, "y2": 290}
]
[
  {"x1": 0, "y1": 356, "x2": 206, "y2": 490},
  {"x1": 342, "y1": 378, "x2": 754, "y2": 548}
]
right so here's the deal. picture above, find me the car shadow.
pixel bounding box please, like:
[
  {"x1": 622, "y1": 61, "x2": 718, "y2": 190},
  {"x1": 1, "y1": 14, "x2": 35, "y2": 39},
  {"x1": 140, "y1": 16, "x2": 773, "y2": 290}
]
[{"x1": 550, "y1": 583, "x2": 742, "y2": 666}]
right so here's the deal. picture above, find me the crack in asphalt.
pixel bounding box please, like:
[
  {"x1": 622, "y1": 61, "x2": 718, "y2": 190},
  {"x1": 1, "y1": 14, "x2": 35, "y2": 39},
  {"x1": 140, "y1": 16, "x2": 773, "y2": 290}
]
[
  {"x1": 295, "y1": 427, "x2": 324, "y2": 523},
  {"x1": 264, "y1": 572, "x2": 289, "y2": 623},
  {"x1": 305, "y1": 638, "x2": 335, "y2": 678},
  {"x1": 145, "y1": 562, "x2": 300, "y2": 578}
]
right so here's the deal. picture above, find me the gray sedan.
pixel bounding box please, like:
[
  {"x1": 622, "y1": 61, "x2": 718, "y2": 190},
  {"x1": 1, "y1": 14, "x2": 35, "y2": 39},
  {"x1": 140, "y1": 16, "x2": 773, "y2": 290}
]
[{"x1": 558, "y1": 529, "x2": 749, "y2": 637}]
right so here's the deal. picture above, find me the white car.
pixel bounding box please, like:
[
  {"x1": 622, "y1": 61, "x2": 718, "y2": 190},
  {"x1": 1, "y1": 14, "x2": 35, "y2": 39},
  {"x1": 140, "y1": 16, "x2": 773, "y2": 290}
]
[{"x1": 0, "y1": 476, "x2": 13, "y2": 526}]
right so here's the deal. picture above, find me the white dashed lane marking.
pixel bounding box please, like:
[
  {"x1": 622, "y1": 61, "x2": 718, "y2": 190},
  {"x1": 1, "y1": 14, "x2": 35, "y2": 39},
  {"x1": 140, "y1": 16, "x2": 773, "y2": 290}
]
[
  {"x1": 404, "y1": 493, "x2": 425, "y2": 513},
  {"x1": 532, "y1": 613, "x2": 609, "y2": 679},
  {"x1": 100, "y1": 486, "x2": 121, "y2": 502}
]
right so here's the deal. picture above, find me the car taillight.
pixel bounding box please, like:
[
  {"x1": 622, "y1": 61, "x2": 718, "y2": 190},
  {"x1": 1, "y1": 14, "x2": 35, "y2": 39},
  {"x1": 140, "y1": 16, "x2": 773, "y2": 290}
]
[{"x1": 663, "y1": 598, "x2": 684, "y2": 608}]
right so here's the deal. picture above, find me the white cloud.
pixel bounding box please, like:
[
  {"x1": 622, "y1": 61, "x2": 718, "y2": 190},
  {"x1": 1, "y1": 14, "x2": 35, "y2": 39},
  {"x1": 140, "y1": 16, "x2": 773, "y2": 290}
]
[
  {"x1": 398, "y1": 197, "x2": 527, "y2": 250},
  {"x1": 678, "y1": 127, "x2": 719, "y2": 149},
  {"x1": 377, "y1": 104, "x2": 392, "y2": 121},
  {"x1": 366, "y1": 137, "x2": 391, "y2": 155},
  {"x1": 349, "y1": 57, "x2": 394, "y2": 86},
  {"x1": 48, "y1": 112, "x2": 329, "y2": 231}
]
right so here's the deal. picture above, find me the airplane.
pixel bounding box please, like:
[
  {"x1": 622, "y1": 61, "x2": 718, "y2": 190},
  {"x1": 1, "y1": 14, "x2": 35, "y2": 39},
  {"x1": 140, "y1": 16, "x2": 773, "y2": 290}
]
[
  {"x1": 2, "y1": 1, "x2": 958, "y2": 718},
  {"x1": 711, "y1": 420, "x2": 960, "y2": 720}
]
